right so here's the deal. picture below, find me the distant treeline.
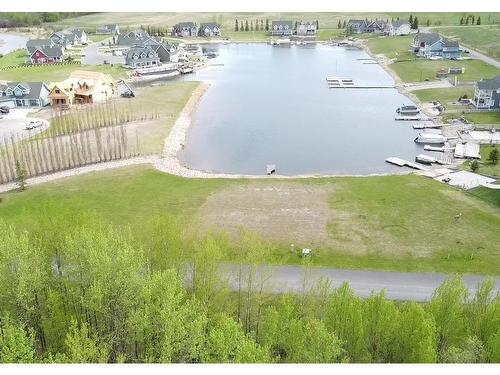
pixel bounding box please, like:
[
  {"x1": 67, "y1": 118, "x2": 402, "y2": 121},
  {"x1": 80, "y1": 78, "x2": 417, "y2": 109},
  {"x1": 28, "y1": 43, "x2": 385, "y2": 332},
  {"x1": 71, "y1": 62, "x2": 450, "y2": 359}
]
[
  {"x1": 0, "y1": 216, "x2": 499, "y2": 363},
  {"x1": 0, "y1": 13, "x2": 94, "y2": 27}
]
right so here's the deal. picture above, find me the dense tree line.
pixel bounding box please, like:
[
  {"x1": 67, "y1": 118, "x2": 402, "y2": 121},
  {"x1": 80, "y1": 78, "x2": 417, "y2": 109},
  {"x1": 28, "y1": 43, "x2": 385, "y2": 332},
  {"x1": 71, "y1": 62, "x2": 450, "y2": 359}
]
[
  {"x1": 0, "y1": 215, "x2": 498, "y2": 363},
  {"x1": 0, "y1": 13, "x2": 93, "y2": 27}
]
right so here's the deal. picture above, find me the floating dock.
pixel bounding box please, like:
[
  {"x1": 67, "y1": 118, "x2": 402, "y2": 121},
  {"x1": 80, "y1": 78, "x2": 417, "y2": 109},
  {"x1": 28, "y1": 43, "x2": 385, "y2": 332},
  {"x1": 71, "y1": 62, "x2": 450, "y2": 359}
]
[
  {"x1": 413, "y1": 123, "x2": 441, "y2": 129},
  {"x1": 385, "y1": 157, "x2": 429, "y2": 170},
  {"x1": 326, "y1": 77, "x2": 394, "y2": 89},
  {"x1": 395, "y1": 116, "x2": 432, "y2": 121},
  {"x1": 424, "y1": 145, "x2": 453, "y2": 152}
]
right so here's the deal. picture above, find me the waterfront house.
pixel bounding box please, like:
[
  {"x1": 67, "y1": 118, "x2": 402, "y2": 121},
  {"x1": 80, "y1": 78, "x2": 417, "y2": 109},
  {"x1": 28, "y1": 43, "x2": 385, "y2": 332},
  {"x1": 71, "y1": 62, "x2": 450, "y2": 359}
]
[
  {"x1": 271, "y1": 21, "x2": 293, "y2": 36},
  {"x1": 96, "y1": 24, "x2": 120, "y2": 35},
  {"x1": 152, "y1": 42, "x2": 179, "y2": 63},
  {"x1": 366, "y1": 20, "x2": 387, "y2": 34},
  {"x1": 116, "y1": 30, "x2": 151, "y2": 46},
  {"x1": 172, "y1": 22, "x2": 198, "y2": 37},
  {"x1": 67, "y1": 29, "x2": 88, "y2": 45},
  {"x1": 50, "y1": 31, "x2": 72, "y2": 48},
  {"x1": 125, "y1": 45, "x2": 161, "y2": 68},
  {"x1": 0, "y1": 82, "x2": 50, "y2": 108},
  {"x1": 198, "y1": 23, "x2": 221, "y2": 37},
  {"x1": 30, "y1": 45, "x2": 64, "y2": 64},
  {"x1": 473, "y1": 74, "x2": 500, "y2": 110},
  {"x1": 346, "y1": 19, "x2": 368, "y2": 34},
  {"x1": 387, "y1": 20, "x2": 411, "y2": 36},
  {"x1": 296, "y1": 21, "x2": 317, "y2": 36},
  {"x1": 412, "y1": 32, "x2": 460, "y2": 59},
  {"x1": 48, "y1": 71, "x2": 116, "y2": 107}
]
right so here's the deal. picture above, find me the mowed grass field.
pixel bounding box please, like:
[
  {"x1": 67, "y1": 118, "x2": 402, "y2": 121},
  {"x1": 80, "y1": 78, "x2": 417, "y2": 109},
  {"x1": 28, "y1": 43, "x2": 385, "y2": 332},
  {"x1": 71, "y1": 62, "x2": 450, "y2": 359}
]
[
  {"x1": 412, "y1": 87, "x2": 474, "y2": 107},
  {"x1": 442, "y1": 111, "x2": 500, "y2": 125},
  {"x1": 1, "y1": 165, "x2": 499, "y2": 275},
  {"x1": 0, "y1": 49, "x2": 28, "y2": 67},
  {"x1": 461, "y1": 145, "x2": 500, "y2": 178},
  {"x1": 391, "y1": 59, "x2": 500, "y2": 83},
  {"x1": 0, "y1": 62, "x2": 127, "y2": 82},
  {"x1": 435, "y1": 25, "x2": 500, "y2": 59}
]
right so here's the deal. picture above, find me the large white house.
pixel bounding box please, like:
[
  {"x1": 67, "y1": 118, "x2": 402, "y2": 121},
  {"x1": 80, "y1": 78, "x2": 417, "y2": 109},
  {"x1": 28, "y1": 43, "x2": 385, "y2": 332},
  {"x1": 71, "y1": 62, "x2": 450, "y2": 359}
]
[{"x1": 387, "y1": 20, "x2": 411, "y2": 36}]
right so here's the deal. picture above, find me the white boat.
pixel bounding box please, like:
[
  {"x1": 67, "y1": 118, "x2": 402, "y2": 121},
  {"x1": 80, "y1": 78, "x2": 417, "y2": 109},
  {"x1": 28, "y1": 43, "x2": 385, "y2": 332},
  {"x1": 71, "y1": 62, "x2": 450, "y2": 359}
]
[
  {"x1": 396, "y1": 105, "x2": 420, "y2": 116},
  {"x1": 414, "y1": 133, "x2": 446, "y2": 144},
  {"x1": 415, "y1": 154, "x2": 437, "y2": 165}
]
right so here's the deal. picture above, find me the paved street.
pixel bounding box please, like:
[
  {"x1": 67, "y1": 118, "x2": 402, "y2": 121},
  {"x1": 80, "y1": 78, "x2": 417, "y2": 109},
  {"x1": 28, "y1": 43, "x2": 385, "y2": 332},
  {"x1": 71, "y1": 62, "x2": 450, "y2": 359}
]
[
  {"x1": 82, "y1": 38, "x2": 125, "y2": 65},
  {"x1": 221, "y1": 264, "x2": 500, "y2": 302}
]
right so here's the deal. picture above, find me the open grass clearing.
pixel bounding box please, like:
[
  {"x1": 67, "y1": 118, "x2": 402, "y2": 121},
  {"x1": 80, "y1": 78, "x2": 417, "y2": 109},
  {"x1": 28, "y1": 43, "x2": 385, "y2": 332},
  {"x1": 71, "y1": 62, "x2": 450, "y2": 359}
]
[
  {"x1": 461, "y1": 145, "x2": 500, "y2": 178},
  {"x1": 365, "y1": 34, "x2": 415, "y2": 60},
  {"x1": 412, "y1": 86, "x2": 474, "y2": 107},
  {"x1": 1, "y1": 165, "x2": 499, "y2": 275},
  {"x1": 442, "y1": 111, "x2": 500, "y2": 126},
  {"x1": 390, "y1": 59, "x2": 500, "y2": 83}
]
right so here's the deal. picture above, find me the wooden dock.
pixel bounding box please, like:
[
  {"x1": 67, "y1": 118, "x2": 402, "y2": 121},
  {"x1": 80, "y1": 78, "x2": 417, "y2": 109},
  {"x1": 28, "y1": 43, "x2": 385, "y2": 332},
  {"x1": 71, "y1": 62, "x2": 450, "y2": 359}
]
[{"x1": 385, "y1": 157, "x2": 429, "y2": 171}]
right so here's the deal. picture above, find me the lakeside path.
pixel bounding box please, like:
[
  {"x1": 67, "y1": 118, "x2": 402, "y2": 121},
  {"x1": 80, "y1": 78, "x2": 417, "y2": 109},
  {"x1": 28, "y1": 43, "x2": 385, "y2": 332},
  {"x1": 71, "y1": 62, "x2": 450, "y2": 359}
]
[{"x1": 220, "y1": 264, "x2": 500, "y2": 302}]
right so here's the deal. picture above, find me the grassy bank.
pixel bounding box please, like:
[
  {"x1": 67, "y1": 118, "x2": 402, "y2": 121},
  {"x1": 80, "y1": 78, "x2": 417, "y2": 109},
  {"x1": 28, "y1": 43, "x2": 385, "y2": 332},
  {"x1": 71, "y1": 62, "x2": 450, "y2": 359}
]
[
  {"x1": 0, "y1": 63, "x2": 126, "y2": 81},
  {"x1": 442, "y1": 111, "x2": 500, "y2": 125},
  {"x1": 412, "y1": 87, "x2": 474, "y2": 107},
  {"x1": 461, "y1": 145, "x2": 500, "y2": 178},
  {"x1": 365, "y1": 35, "x2": 415, "y2": 59},
  {"x1": 1, "y1": 165, "x2": 499, "y2": 275},
  {"x1": 0, "y1": 49, "x2": 28, "y2": 67}
]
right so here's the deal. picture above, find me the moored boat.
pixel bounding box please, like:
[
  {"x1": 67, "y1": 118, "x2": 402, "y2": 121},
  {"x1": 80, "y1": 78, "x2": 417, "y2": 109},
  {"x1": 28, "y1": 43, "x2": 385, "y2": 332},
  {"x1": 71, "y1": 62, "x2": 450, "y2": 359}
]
[
  {"x1": 396, "y1": 105, "x2": 420, "y2": 116},
  {"x1": 414, "y1": 133, "x2": 446, "y2": 144}
]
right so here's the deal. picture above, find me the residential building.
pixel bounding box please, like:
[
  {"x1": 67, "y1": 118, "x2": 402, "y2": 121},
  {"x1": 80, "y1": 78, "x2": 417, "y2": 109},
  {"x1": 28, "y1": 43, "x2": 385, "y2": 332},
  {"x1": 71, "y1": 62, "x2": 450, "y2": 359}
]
[
  {"x1": 198, "y1": 23, "x2": 221, "y2": 37},
  {"x1": 152, "y1": 42, "x2": 179, "y2": 63},
  {"x1": 270, "y1": 21, "x2": 293, "y2": 36},
  {"x1": 30, "y1": 45, "x2": 65, "y2": 64},
  {"x1": 296, "y1": 21, "x2": 317, "y2": 36},
  {"x1": 366, "y1": 20, "x2": 387, "y2": 34},
  {"x1": 50, "y1": 31, "x2": 72, "y2": 48},
  {"x1": 346, "y1": 19, "x2": 368, "y2": 34},
  {"x1": 67, "y1": 29, "x2": 88, "y2": 45},
  {"x1": 0, "y1": 82, "x2": 50, "y2": 108},
  {"x1": 172, "y1": 22, "x2": 198, "y2": 37},
  {"x1": 125, "y1": 45, "x2": 161, "y2": 68},
  {"x1": 48, "y1": 70, "x2": 117, "y2": 107},
  {"x1": 412, "y1": 32, "x2": 460, "y2": 59},
  {"x1": 473, "y1": 75, "x2": 500, "y2": 110},
  {"x1": 96, "y1": 24, "x2": 120, "y2": 35},
  {"x1": 116, "y1": 30, "x2": 151, "y2": 46},
  {"x1": 387, "y1": 20, "x2": 411, "y2": 36}
]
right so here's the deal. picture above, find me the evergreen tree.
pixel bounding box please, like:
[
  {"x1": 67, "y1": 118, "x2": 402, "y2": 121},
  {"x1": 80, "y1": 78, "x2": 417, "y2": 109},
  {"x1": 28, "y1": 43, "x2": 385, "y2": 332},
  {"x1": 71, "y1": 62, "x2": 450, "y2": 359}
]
[
  {"x1": 488, "y1": 147, "x2": 498, "y2": 164},
  {"x1": 15, "y1": 160, "x2": 27, "y2": 191},
  {"x1": 412, "y1": 17, "x2": 419, "y2": 30},
  {"x1": 409, "y1": 14, "x2": 413, "y2": 25},
  {"x1": 426, "y1": 19, "x2": 431, "y2": 27},
  {"x1": 235, "y1": 19, "x2": 238, "y2": 31},
  {"x1": 250, "y1": 20, "x2": 254, "y2": 31},
  {"x1": 240, "y1": 21, "x2": 244, "y2": 31},
  {"x1": 472, "y1": 15, "x2": 475, "y2": 25},
  {"x1": 470, "y1": 160, "x2": 479, "y2": 172},
  {"x1": 338, "y1": 20, "x2": 342, "y2": 29},
  {"x1": 265, "y1": 19, "x2": 269, "y2": 31},
  {"x1": 460, "y1": 17, "x2": 465, "y2": 25},
  {"x1": 477, "y1": 16, "x2": 481, "y2": 25},
  {"x1": 245, "y1": 20, "x2": 249, "y2": 32}
]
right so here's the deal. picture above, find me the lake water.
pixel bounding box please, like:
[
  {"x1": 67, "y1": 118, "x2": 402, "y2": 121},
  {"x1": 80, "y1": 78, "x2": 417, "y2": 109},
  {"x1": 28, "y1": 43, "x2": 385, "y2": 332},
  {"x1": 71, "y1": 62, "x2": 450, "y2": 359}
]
[
  {"x1": 0, "y1": 33, "x2": 28, "y2": 55},
  {"x1": 178, "y1": 43, "x2": 427, "y2": 175}
]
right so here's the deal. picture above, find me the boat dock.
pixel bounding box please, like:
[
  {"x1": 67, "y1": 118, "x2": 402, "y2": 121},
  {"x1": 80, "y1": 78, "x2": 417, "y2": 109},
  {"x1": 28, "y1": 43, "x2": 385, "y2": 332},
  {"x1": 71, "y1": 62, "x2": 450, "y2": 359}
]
[
  {"x1": 385, "y1": 157, "x2": 428, "y2": 170},
  {"x1": 424, "y1": 145, "x2": 454, "y2": 152},
  {"x1": 326, "y1": 77, "x2": 394, "y2": 89},
  {"x1": 413, "y1": 123, "x2": 441, "y2": 129},
  {"x1": 395, "y1": 116, "x2": 433, "y2": 121}
]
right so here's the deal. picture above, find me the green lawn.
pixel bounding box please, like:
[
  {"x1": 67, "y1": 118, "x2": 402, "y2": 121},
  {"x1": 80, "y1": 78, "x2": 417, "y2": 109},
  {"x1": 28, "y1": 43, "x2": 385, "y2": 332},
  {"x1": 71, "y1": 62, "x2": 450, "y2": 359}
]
[
  {"x1": 365, "y1": 34, "x2": 415, "y2": 59},
  {"x1": 1, "y1": 166, "x2": 499, "y2": 275},
  {"x1": 462, "y1": 145, "x2": 500, "y2": 178},
  {"x1": 435, "y1": 25, "x2": 500, "y2": 59},
  {"x1": 87, "y1": 33, "x2": 112, "y2": 43},
  {"x1": 0, "y1": 63, "x2": 127, "y2": 82},
  {"x1": 412, "y1": 87, "x2": 474, "y2": 106},
  {"x1": 467, "y1": 186, "x2": 500, "y2": 207},
  {"x1": 223, "y1": 31, "x2": 267, "y2": 42},
  {"x1": 390, "y1": 59, "x2": 500, "y2": 83},
  {"x1": 442, "y1": 111, "x2": 500, "y2": 125},
  {"x1": 0, "y1": 49, "x2": 28, "y2": 68}
]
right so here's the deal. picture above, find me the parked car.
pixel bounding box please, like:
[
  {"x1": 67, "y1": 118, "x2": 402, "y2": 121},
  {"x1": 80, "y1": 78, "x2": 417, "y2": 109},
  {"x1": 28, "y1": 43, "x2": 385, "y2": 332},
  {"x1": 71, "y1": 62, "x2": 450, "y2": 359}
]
[
  {"x1": 0, "y1": 106, "x2": 10, "y2": 114},
  {"x1": 25, "y1": 120, "x2": 43, "y2": 130},
  {"x1": 121, "y1": 91, "x2": 135, "y2": 98}
]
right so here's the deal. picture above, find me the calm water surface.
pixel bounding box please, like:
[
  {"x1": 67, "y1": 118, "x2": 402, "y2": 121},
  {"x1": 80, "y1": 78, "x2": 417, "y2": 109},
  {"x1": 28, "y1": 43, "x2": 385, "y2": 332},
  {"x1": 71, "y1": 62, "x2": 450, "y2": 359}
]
[
  {"x1": 178, "y1": 44, "x2": 428, "y2": 175},
  {"x1": 0, "y1": 33, "x2": 28, "y2": 55}
]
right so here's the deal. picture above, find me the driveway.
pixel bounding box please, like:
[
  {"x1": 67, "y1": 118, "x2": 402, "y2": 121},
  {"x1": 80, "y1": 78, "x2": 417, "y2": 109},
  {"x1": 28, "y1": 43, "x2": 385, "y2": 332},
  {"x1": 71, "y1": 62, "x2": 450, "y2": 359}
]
[
  {"x1": 0, "y1": 108, "x2": 50, "y2": 145},
  {"x1": 82, "y1": 38, "x2": 125, "y2": 65},
  {"x1": 218, "y1": 264, "x2": 500, "y2": 302}
]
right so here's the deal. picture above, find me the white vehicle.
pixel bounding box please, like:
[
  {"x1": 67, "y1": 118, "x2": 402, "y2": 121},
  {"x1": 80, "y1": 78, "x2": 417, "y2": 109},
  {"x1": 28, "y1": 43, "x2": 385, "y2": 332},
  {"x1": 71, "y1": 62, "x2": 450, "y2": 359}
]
[{"x1": 25, "y1": 120, "x2": 43, "y2": 130}]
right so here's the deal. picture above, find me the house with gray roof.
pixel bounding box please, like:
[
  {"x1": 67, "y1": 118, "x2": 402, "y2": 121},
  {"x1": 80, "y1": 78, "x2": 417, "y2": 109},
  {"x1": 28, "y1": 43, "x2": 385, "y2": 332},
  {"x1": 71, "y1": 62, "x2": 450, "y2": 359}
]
[
  {"x1": 117, "y1": 30, "x2": 151, "y2": 46},
  {"x1": 271, "y1": 21, "x2": 293, "y2": 36},
  {"x1": 172, "y1": 22, "x2": 198, "y2": 37},
  {"x1": 412, "y1": 32, "x2": 460, "y2": 59},
  {"x1": 387, "y1": 20, "x2": 411, "y2": 36},
  {"x1": 198, "y1": 23, "x2": 221, "y2": 37},
  {"x1": 67, "y1": 29, "x2": 88, "y2": 45},
  {"x1": 49, "y1": 31, "x2": 72, "y2": 48},
  {"x1": 296, "y1": 21, "x2": 317, "y2": 36},
  {"x1": 346, "y1": 19, "x2": 368, "y2": 34},
  {"x1": 96, "y1": 24, "x2": 120, "y2": 35},
  {"x1": 0, "y1": 82, "x2": 50, "y2": 108},
  {"x1": 366, "y1": 20, "x2": 387, "y2": 34},
  {"x1": 152, "y1": 42, "x2": 179, "y2": 63},
  {"x1": 125, "y1": 45, "x2": 160, "y2": 68},
  {"x1": 30, "y1": 45, "x2": 65, "y2": 64},
  {"x1": 473, "y1": 75, "x2": 500, "y2": 109}
]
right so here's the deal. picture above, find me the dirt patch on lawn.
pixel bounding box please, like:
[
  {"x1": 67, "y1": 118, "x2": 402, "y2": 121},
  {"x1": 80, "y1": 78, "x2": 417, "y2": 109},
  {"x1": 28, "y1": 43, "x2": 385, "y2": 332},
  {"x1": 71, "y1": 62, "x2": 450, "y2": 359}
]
[{"x1": 199, "y1": 182, "x2": 335, "y2": 247}]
